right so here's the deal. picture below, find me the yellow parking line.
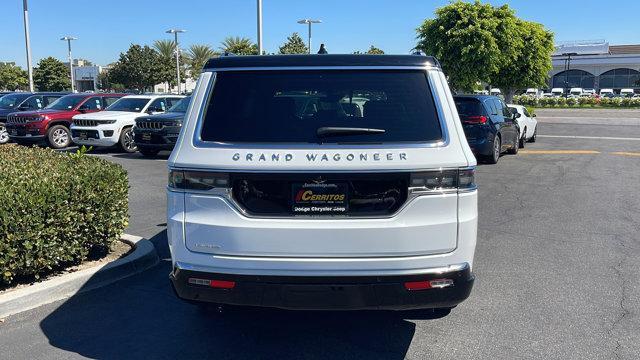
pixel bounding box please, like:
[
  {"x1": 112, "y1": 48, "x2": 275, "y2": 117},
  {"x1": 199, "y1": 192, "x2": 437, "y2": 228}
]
[
  {"x1": 519, "y1": 150, "x2": 601, "y2": 154},
  {"x1": 611, "y1": 152, "x2": 640, "y2": 157}
]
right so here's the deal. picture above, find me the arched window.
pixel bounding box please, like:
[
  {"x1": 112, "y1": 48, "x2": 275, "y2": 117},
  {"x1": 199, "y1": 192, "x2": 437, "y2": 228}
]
[
  {"x1": 599, "y1": 68, "x2": 640, "y2": 89},
  {"x1": 552, "y1": 70, "x2": 595, "y2": 89}
]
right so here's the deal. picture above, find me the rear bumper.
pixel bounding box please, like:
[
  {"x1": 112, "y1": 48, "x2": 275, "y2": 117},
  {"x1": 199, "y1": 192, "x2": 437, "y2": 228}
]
[
  {"x1": 170, "y1": 263, "x2": 474, "y2": 310},
  {"x1": 466, "y1": 136, "x2": 495, "y2": 156}
]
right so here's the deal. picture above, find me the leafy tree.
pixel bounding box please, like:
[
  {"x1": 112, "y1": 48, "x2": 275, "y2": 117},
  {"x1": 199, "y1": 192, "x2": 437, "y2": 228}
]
[
  {"x1": 33, "y1": 57, "x2": 70, "y2": 91},
  {"x1": 153, "y1": 39, "x2": 187, "y2": 89},
  {"x1": 220, "y1": 36, "x2": 258, "y2": 55},
  {"x1": 354, "y1": 46, "x2": 385, "y2": 55},
  {"x1": 490, "y1": 20, "x2": 554, "y2": 102},
  {"x1": 153, "y1": 39, "x2": 176, "y2": 59},
  {"x1": 186, "y1": 44, "x2": 219, "y2": 79},
  {"x1": 97, "y1": 70, "x2": 124, "y2": 92},
  {"x1": 0, "y1": 63, "x2": 29, "y2": 91},
  {"x1": 416, "y1": 1, "x2": 523, "y2": 92},
  {"x1": 278, "y1": 32, "x2": 308, "y2": 54},
  {"x1": 108, "y1": 44, "x2": 163, "y2": 91}
]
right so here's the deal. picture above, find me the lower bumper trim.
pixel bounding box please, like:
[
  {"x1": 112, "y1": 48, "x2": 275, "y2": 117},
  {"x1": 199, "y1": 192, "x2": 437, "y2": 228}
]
[{"x1": 170, "y1": 264, "x2": 474, "y2": 310}]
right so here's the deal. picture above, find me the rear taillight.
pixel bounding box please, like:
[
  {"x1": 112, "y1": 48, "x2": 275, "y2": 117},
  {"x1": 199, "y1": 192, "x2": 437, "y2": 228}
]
[
  {"x1": 168, "y1": 170, "x2": 230, "y2": 191},
  {"x1": 409, "y1": 168, "x2": 476, "y2": 192},
  {"x1": 463, "y1": 115, "x2": 487, "y2": 124},
  {"x1": 404, "y1": 278, "x2": 454, "y2": 291}
]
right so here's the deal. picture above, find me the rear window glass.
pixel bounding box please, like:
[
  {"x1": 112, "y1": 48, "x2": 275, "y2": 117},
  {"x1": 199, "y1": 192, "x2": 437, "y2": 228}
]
[
  {"x1": 200, "y1": 70, "x2": 442, "y2": 143},
  {"x1": 454, "y1": 98, "x2": 485, "y2": 116}
]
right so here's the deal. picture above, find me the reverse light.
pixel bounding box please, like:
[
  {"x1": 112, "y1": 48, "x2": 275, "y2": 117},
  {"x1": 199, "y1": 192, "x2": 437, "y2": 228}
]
[{"x1": 168, "y1": 170, "x2": 230, "y2": 191}]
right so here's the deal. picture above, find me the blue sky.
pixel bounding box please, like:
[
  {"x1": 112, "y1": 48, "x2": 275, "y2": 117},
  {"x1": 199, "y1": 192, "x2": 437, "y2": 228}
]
[{"x1": 2, "y1": 0, "x2": 639, "y2": 68}]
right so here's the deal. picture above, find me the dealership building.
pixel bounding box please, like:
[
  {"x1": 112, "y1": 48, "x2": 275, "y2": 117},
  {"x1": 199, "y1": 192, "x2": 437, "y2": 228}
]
[{"x1": 549, "y1": 40, "x2": 640, "y2": 93}]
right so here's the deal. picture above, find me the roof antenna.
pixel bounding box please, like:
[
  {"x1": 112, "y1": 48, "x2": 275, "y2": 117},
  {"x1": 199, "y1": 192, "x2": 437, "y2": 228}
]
[{"x1": 317, "y1": 44, "x2": 328, "y2": 54}]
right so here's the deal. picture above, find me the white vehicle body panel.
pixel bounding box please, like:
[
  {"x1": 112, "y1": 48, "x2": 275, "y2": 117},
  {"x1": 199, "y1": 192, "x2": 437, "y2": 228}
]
[
  {"x1": 168, "y1": 67, "x2": 478, "y2": 277},
  {"x1": 509, "y1": 104, "x2": 537, "y2": 140}
]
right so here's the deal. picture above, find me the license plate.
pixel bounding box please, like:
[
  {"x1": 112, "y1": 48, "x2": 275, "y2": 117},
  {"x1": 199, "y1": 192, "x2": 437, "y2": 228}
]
[
  {"x1": 79, "y1": 132, "x2": 87, "y2": 140},
  {"x1": 142, "y1": 133, "x2": 151, "y2": 141},
  {"x1": 292, "y1": 182, "x2": 349, "y2": 214}
]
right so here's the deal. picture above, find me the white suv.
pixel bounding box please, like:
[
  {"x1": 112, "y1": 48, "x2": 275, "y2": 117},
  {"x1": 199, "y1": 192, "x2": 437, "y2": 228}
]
[
  {"x1": 71, "y1": 94, "x2": 184, "y2": 152},
  {"x1": 168, "y1": 55, "x2": 478, "y2": 311}
]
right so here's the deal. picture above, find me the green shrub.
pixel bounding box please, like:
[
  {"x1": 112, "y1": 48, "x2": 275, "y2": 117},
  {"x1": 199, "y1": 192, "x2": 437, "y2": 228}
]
[
  {"x1": 0, "y1": 145, "x2": 129, "y2": 285},
  {"x1": 565, "y1": 97, "x2": 577, "y2": 107}
]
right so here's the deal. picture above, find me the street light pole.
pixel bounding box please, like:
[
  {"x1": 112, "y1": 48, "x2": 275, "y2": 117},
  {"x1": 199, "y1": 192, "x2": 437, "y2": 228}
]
[
  {"x1": 60, "y1": 36, "x2": 77, "y2": 92},
  {"x1": 166, "y1": 29, "x2": 186, "y2": 94},
  {"x1": 257, "y1": 0, "x2": 263, "y2": 55},
  {"x1": 22, "y1": 0, "x2": 34, "y2": 92},
  {"x1": 297, "y1": 19, "x2": 322, "y2": 54}
]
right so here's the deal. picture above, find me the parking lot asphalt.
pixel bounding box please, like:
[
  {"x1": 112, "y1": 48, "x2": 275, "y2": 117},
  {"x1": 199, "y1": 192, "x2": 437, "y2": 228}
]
[{"x1": 1, "y1": 109, "x2": 639, "y2": 359}]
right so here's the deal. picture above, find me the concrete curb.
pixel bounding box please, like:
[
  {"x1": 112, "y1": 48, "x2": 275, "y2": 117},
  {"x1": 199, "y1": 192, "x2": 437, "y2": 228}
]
[{"x1": 0, "y1": 234, "x2": 158, "y2": 319}]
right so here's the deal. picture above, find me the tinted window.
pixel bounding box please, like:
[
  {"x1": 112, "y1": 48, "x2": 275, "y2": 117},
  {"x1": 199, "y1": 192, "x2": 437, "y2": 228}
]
[
  {"x1": 165, "y1": 97, "x2": 183, "y2": 108},
  {"x1": 200, "y1": 70, "x2": 442, "y2": 143},
  {"x1": 0, "y1": 94, "x2": 30, "y2": 109},
  {"x1": 23, "y1": 96, "x2": 43, "y2": 110},
  {"x1": 81, "y1": 97, "x2": 103, "y2": 110},
  {"x1": 43, "y1": 96, "x2": 63, "y2": 106},
  {"x1": 106, "y1": 98, "x2": 150, "y2": 112},
  {"x1": 454, "y1": 98, "x2": 485, "y2": 116},
  {"x1": 149, "y1": 98, "x2": 167, "y2": 112},
  {"x1": 103, "y1": 97, "x2": 120, "y2": 107},
  {"x1": 168, "y1": 97, "x2": 190, "y2": 113},
  {"x1": 46, "y1": 95, "x2": 85, "y2": 110},
  {"x1": 522, "y1": 108, "x2": 531, "y2": 117},
  {"x1": 485, "y1": 99, "x2": 498, "y2": 115}
]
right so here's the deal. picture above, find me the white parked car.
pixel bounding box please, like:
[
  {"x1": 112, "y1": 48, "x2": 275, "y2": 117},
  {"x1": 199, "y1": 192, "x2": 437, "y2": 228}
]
[
  {"x1": 551, "y1": 88, "x2": 564, "y2": 97},
  {"x1": 71, "y1": 94, "x2": 184, "y2": 152},
  {"x1": 569, "y1": 87, "x2": 583, "y2": 97},
  {"x1": 508, "y1": 104, "x2": 537, "y2": 147},
  {"x1": 600, "y1": 88, "x2": 614, "y2": 97},
  {"x1": 620, "y1": 88, "x2": 635, "y2": 98},
  {"x1": 168, "y1": 54, "x2": 478, "y2": 311}
]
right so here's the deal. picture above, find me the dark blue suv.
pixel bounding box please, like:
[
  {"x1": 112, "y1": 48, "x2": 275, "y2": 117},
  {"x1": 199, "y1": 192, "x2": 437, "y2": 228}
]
[{"x1": 454, "y1": 95, "x2": 520, "y2": 164}]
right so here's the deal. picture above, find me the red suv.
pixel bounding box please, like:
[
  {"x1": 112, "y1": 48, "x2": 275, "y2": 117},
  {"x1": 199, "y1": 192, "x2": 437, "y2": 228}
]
[{"x1": 6, "y1": 93, "x2": 125, "y2": 149}]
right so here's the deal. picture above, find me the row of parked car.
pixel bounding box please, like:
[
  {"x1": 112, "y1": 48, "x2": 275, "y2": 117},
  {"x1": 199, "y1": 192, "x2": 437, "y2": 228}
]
[
  {"x1": 454, "y1": 94, "x2": 538, "y2": 164},
  {"x1": 524, "y1": 87, "x2": 638, "y2": 98},
  {"x1": 0, "y1": 91, "x2": 535, "y2": 164},
  {"x1": 0, "y1": 91, "x2": 191, "y2": 157}
]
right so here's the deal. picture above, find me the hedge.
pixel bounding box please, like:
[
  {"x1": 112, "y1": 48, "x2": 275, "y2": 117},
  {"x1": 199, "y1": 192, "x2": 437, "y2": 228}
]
[
  {"x1": 513, "y1": 95, "x2": 640, "y2": 108},
  {"x1": 0, "y1": 145, "x2": 129, "y2": 285}
]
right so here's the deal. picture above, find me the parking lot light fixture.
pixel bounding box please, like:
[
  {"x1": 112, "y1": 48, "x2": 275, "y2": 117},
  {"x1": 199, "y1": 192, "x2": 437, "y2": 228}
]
[
  {"x1": 297, "y1": 19, "x2": 322, "y2": 54},
  {"x1": 166, "y1": 29, "x2": 186, "y2": 94},
  {"x1": 60, "y1": 36, "x2": 77, "y2": 92},
  {"x1": 23, "y1": 0, "x2": 34, "y2": 92}
]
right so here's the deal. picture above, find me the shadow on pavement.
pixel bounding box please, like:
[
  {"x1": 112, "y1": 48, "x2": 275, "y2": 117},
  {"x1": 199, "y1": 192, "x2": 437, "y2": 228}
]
[{"x1": 39, "y1": 230, "x2": 447, "y2": 359}]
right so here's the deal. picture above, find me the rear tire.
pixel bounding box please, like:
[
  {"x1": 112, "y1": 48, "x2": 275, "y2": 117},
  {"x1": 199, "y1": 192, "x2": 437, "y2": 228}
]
[
  {"x1": 486, "y1": 134, "x2": 500, "y2": 164},
  {"x1": 119, "y1": 127, "x2": 137, "y2": 153},
  {"x1": 139, "y1": 148, "x2": 160, "y2": 157},
  {"x1": 46, "y1": 125, "x2": 71, "y2": 149},
  {"x1": 528, "y1": 126, "x2": 537, "y2": 143},
  {"x1": 0, "y1": 123, "x2": 9, "y2": 144},
  {"x1": 519, "y1": 128, "x2": 526, "y2": 149},
  {"x1": 507, "y1": 134, "x2": 519, "y2": 155}
]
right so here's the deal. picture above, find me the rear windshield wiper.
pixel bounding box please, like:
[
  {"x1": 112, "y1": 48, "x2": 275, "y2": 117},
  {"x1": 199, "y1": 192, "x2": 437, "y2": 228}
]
[{"x1": 316, "y1": 127, "x2": 386, "y2": 138}]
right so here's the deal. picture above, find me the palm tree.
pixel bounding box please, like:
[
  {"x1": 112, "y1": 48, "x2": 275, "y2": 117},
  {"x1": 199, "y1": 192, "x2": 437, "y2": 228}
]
[
  {"x1": 186, "y1": 44, "x2": 218, "y2": 79},
  {"x1": 153, "y1": 39, "x2": 176, "y2": 59},
  {"x1": 220, "y1": 37, "x2": 258, "y2": 55}
]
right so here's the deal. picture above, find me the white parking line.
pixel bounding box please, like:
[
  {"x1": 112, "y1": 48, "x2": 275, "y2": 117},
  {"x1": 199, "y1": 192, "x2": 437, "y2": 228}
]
[{"x1": 538, "y1": 135, "x2": 640, "y2": 141}]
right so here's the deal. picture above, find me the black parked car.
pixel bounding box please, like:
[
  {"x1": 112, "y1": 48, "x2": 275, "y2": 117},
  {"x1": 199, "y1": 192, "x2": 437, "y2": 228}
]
[
  {"x1": 453, "y1": 95, "x2": 520, "y2": 164},
  {"x1": 0, "y1": 92, "x2": 69, "y2": 144},
  {"x1": 133, "y1": 96, "x2": 191, "y2": 157}
]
